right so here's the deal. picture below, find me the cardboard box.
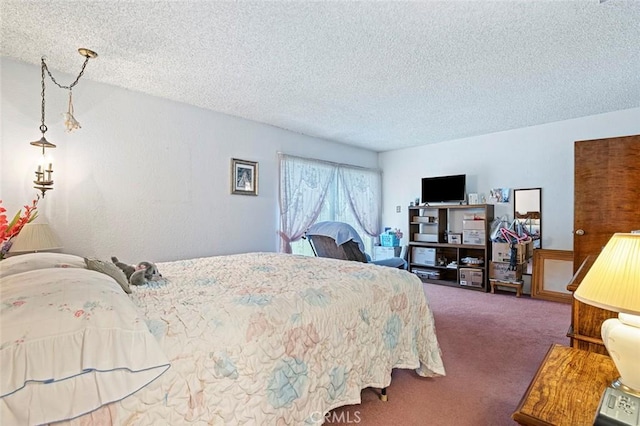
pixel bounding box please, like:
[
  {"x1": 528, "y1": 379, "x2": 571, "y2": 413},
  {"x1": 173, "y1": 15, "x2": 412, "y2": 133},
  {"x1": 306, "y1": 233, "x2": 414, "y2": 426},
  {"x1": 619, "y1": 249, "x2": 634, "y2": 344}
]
[
  {"x1": 526, "y1": 240, "x2": 534, "y2": 258},
  {"x1": 412, "y1": 247, "x2": 436, "y2": 266},
  {"x1": 462, "y1": 219, "x2": 485, "y2": 230},
  {"x1": 492, "y1": 242, "x2": 530, "y2": 263},
  {"x1": 489, "y1": 261, "x2": 524, "y2": 282},
  {"x1": 462, "y1": 229, "x2": 485, "y2": 245},
  {"x1": 459, "y1": 268, "x2": 483, "y2": 287}
]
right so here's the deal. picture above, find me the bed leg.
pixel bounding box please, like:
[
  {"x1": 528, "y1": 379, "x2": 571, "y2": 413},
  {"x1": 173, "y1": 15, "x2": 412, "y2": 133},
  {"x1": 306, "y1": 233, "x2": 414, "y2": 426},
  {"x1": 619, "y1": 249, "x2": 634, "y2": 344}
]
[{"x1": 380, "y1": 387, "x2": 388, "y2": 402}]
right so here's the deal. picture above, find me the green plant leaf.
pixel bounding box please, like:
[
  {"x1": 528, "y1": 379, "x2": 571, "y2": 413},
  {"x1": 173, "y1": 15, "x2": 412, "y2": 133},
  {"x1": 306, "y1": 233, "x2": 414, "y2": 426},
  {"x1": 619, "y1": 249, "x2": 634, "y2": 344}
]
[{"x1": 6, "y1": 210, "x2": 21, "y2": 230}]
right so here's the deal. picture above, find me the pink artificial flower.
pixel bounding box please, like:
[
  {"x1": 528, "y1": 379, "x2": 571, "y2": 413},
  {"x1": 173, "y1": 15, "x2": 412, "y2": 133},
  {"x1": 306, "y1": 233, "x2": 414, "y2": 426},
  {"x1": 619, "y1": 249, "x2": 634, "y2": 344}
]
[
  {"x1": 0, "y1": 196, "x2": 40, "y2": 259},
  {"x1": 0, "y1": 197, "x2": 40, "y2": 242}
]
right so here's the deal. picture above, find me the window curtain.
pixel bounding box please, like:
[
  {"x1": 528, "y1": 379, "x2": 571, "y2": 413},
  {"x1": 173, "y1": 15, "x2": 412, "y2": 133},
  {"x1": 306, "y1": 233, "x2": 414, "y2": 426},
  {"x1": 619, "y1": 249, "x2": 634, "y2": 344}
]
[
  {"x1": 278, "y1": 154, "x2": 382, "y2": 253},
  {"x1": 338, "y1": 166, "x2": 382, "y2": 238},
  {"x1": 278, "y1": 154, "x2": 335, "y2": 253}
]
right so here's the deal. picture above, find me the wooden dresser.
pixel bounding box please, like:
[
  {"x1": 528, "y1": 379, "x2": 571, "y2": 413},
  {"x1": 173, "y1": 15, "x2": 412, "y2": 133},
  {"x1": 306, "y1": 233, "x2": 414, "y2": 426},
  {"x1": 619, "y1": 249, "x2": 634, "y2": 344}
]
[{"x1": 566, "y1": 255, "x2": 617, "y2": 355}]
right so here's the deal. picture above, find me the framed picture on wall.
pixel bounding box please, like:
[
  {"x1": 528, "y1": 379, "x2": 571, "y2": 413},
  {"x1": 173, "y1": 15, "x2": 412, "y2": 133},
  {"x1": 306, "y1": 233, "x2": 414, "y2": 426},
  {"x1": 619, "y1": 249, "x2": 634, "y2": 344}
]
[
  {"x1": 489, "y1": 188, "x2": 510, "y2": 203},
  {"x1": 231, "y1": 158, "x2": 258, "y2": 196}
]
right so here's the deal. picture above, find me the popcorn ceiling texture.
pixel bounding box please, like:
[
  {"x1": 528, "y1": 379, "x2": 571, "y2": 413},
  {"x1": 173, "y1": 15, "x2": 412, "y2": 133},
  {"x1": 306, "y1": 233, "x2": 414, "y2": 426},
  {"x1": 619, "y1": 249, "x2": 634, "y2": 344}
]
[{"x1": 1, "y1": 1, "x2": 639, "y2": 152}]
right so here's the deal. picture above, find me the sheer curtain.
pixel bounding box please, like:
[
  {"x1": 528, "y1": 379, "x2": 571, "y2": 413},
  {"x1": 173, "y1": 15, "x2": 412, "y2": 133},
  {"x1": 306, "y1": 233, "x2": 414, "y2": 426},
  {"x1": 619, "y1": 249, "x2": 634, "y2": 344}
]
[
  {"x1": 338, "y1": 166, "x2": 381, "y2": 238},
  {"x1": 278, "y1": 154, "x2": 382, "y2": 254},
  {"x1": 278, "y1": 154, "x2": 335, "y2": 253}
]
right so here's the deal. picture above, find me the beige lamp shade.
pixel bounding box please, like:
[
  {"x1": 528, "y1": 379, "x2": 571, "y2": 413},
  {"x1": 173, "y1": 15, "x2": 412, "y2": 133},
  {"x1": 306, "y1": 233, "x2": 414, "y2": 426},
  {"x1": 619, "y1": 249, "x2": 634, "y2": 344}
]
[
  {"x1": 574, "y1": 233, "x2": 640, "y2": 315},
  {"x1": 8, "y1": 223, "x2": 62, "y2": 253}
]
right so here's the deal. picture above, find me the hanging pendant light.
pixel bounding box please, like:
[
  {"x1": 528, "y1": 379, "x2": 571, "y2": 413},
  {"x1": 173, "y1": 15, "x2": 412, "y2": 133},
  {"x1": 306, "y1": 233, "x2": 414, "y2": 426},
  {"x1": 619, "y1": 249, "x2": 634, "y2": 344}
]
[
  {"x1": 31, "y1": 57, "x2": 56, "y2": 197},
  {"x1": 31, "y1": 48, "x2": 97, "y2": 197}
]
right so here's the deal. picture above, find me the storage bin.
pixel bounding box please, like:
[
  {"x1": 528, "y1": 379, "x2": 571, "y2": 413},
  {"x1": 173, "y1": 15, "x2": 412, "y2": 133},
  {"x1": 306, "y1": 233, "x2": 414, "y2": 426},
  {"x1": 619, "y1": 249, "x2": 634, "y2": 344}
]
[
  {"x1": 380, "y1": 233, "x2": 400, "y2": 247},
  {"x1": 447, "y1": 233, "x2": 462, "y2": 244},
  {"x1": 412, "y1": 268, "x2": 441, "y2": 280},
  {"x1": 462, "y1": 219, "x2": 485, "y2": 230},
  {"x1": 414, "y1": 233, "x2": 439, "y2": 242},
  {"x1": 462, "y1": 229, "x2": 485, "y2": 245},
  {"x1": 412, "y1": 247, "x2": 436, "y2": 266}
]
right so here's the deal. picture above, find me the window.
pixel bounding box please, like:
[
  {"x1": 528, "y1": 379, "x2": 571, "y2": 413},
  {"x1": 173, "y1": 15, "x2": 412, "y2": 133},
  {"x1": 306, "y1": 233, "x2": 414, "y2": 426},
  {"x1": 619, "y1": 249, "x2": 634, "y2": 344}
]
[
  {"x1": 278, "y1": 154, "x2": 381, "y2": 257},
  {"x1": 291, "y1": 180, "x2": 374, "y2": 256}
]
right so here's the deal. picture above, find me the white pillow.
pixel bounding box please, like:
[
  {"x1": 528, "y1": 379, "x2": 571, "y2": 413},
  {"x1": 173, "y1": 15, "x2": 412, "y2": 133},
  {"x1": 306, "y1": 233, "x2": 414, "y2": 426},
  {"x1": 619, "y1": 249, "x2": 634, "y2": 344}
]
[
  {"x1": 0, "y1": 268, "x2": 170, "y2": 425},
  {"x1": 0, "y1": 252, "x2": 86, "y2": 278}
]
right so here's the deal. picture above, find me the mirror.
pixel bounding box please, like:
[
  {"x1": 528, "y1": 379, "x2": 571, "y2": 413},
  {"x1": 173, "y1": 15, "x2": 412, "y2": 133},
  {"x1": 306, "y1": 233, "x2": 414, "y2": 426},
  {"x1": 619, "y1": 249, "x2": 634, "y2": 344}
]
[{"x1": 513, "y1": 188, "x2": 542, "y2": 274}]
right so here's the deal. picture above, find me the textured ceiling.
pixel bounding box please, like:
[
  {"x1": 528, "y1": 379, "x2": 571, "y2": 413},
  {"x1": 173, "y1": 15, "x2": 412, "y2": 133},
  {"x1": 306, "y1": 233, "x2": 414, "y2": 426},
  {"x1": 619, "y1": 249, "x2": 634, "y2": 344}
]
[{"x1": 1, "y1": 1, "x2": 639, "y2": 152}]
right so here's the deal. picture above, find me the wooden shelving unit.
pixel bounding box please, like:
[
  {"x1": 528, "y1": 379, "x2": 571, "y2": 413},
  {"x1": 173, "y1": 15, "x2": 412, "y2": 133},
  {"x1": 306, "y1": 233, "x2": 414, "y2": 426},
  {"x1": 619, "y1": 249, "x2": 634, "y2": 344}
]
[{"x1": 408, "y1": 204, "x2": 494, "y2": 291}]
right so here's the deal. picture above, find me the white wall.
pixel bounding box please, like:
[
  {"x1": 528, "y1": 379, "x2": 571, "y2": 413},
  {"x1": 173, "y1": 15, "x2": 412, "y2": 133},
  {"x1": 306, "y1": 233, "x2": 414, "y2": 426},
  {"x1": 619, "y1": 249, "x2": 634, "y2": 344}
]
[
  {"x1": 4, "y1": 56, "x2": 639, "y2": 262},
  {"x1": 1, "y1": 58, "x2": 377, "y2": 262},
  {"x1": 379, "y1": 107, "x2": 640, "y2": 251}
]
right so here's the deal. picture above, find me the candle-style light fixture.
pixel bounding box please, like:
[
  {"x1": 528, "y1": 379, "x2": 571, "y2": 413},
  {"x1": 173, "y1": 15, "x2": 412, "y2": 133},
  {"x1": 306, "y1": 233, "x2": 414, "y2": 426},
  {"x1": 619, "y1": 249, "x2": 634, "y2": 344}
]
[{"x1": 31, "y1": 48, "x2": 98, "y2": 197}]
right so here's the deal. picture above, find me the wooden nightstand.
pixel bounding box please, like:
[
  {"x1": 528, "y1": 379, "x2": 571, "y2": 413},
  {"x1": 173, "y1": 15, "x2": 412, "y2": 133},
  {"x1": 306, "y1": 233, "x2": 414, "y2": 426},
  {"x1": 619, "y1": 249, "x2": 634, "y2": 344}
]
[{"x1": 512, "y1": 344, "x2": 618, "y2": 426}]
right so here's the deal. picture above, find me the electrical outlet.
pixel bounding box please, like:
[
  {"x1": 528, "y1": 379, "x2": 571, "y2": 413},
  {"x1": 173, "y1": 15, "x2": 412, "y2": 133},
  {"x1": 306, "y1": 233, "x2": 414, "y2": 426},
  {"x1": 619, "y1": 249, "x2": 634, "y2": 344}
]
[{"x1": 396, "y1": 205, "x2": 401, "y2": 213}]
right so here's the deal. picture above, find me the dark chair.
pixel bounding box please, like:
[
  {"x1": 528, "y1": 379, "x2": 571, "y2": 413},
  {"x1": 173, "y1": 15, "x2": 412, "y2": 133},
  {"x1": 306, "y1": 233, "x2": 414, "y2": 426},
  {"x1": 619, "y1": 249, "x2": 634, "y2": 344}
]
[
  {"x1": 306, "y1": 234, "x2": 369, "y2": 263},
  {"x1": 305, "y1": 221, "x2": 406, "y2": 269}
]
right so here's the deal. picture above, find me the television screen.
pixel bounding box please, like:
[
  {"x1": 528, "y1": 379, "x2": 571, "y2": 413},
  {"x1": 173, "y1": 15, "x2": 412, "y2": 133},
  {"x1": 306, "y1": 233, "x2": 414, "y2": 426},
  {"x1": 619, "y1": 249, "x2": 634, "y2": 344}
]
[{"x1": 421, "y1": 174, "x2": 466, "y2": 204}]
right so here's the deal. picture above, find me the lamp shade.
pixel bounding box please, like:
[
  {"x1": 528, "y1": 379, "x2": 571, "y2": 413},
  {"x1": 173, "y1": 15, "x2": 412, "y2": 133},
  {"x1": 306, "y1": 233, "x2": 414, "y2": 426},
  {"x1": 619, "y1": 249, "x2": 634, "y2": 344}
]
[
  {"x1": 8, "y1": 223, "x2": 62, "y2": 253},
  {"x1": 574, "y1": 233, "x2": 640, "y2": 315}
]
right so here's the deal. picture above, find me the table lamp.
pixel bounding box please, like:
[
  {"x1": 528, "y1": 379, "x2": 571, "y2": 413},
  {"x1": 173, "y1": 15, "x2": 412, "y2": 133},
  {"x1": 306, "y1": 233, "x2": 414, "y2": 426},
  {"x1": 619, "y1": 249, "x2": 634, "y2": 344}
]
[
  {"x1": 574, "y1": 233, "x2": 640, "y2": 397},
  {"x1": 8, "y1": 223, "x2": 62, "y2": 254}
]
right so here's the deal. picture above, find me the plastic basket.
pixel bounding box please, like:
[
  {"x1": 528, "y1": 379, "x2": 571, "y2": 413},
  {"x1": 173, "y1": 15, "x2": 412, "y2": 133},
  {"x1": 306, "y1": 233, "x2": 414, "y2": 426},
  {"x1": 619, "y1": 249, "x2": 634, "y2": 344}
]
[{"x1": 380, "y1": 234, "x2": 400, "y2": 247}]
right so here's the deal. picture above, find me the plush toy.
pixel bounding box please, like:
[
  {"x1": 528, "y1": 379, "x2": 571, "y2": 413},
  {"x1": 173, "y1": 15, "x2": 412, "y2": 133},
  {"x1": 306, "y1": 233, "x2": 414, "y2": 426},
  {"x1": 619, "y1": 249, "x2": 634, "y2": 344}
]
[{"x1": 111, "y1": 256, "x2": 162, "y2": 286}]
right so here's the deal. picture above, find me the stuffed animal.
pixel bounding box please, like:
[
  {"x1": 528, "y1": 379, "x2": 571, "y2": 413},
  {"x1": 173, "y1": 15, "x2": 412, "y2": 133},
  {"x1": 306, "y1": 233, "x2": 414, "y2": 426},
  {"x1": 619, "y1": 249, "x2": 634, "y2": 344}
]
[
  {"x1": 111, "y1": 257, "x2": 162, "y2": 286},
  {"x1": 111, "y1": 256, "x2": 135, "y2": 279}
]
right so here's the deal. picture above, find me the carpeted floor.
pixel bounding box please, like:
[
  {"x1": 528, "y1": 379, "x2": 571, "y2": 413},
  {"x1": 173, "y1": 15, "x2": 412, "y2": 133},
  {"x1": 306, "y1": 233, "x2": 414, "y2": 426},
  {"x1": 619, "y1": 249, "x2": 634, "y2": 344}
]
[{"x1": 329, "y1": 282, "x2": 572, "y2": 425}]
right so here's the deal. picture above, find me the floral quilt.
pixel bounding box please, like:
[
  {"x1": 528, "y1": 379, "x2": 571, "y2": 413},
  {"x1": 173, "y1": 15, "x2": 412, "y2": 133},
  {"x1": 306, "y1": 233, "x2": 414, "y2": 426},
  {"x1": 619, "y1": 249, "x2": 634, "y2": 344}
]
[{"x1": 65, "y1": 252, "x2": 445, "y2": 425}]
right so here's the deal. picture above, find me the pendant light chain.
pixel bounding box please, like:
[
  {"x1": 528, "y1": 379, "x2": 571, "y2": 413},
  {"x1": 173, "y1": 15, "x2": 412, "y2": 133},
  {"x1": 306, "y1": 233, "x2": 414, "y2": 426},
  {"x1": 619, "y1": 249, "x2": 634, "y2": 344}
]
[
  {"x1": 39, "y1": 58, "x2": 47, "y2": 134},
  {"x1": 42, "y1": 56, "x2": 91, "y2": 91},
  {"x1": 30, "y1": 48, "x2": 97, "y2": 197}
]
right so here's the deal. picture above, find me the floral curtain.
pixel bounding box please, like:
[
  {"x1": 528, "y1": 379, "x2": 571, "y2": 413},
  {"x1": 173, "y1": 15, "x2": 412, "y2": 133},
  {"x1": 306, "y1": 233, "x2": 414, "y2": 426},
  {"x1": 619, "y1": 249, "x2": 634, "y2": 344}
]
[
  {"x1": 278, "y1": 154, "x2": 382, "y2": 253},
  {"x1": 338, "y1": 166, "x2": 381, "y2": 238},
  {"x1": 278, "y1": 154, "x2": 335, "y2": 253}
]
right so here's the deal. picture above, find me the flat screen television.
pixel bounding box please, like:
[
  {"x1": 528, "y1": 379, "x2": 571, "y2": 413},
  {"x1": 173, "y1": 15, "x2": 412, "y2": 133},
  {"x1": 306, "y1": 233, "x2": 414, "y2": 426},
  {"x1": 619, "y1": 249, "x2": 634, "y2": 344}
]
[{"x1": 421, "y1": 174, "x2": 466, "y2": 204}]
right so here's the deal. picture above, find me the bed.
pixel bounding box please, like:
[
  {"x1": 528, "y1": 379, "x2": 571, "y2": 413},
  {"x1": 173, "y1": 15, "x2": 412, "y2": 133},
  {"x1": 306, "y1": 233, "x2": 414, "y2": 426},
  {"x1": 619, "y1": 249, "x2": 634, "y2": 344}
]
[{"x1": 0, "y1": 252, "x2": 445, "y2": 425}]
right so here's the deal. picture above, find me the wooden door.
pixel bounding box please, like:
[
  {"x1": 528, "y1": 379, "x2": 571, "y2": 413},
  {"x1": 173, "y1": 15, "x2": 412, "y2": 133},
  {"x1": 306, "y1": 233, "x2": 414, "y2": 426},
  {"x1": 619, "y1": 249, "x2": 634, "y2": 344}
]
[
  {"x1": 571, "y1": 134, "x2": 640, "y2": 354},
  {"x1": 573, "y1": 134, "x2": 640, "y2": 270}
]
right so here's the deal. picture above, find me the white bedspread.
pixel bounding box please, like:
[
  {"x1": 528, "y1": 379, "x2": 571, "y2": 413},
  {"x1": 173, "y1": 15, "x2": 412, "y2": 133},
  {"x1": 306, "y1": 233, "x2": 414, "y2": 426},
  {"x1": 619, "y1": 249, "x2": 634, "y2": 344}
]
[{"x1": 65, "y1": 252, "x2": 445, "y2": 425}]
